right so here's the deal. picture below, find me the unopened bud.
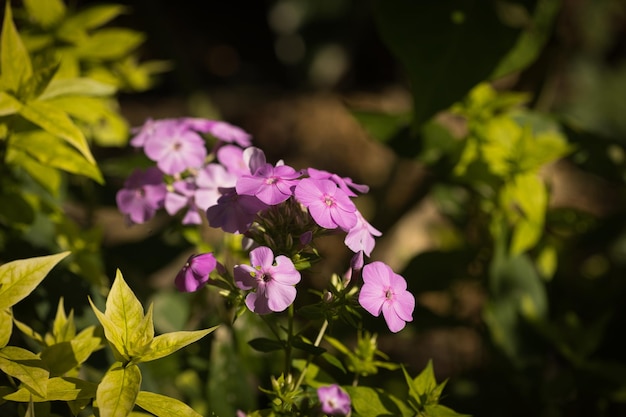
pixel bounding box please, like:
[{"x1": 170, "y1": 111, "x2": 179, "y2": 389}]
[{"x1": 323, "y1": 291, "x2": 333, "y2": 303}]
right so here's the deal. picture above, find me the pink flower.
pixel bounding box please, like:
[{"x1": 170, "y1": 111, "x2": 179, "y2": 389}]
[
  {"x1": 194, "y1": 163, "x2": 237, "y2": 210},
  {"x1": 234, "y1": 246, "x2": 301, "y2": 314},
  {"x1": 164, "y1": 178, "x2": 203, "y2": 225},
  {"x1": 143, "y1": 122, "x2": 207, "y2": 175},
  {"x1": 190, "y1": 119, "x2": 252, "y2": 147},
  {"x1": 344, "y1": 211, "x2": 382, "y2": 256},
  {"x1": 317, "y1": 384, "x2": 351, "y2": 416},
  {"x1": 358, "y1": 262, "x2": 415, "y2": 333},
  {"x1": 115, "y1": 167, "x2": 166, "y2": 224},
  {"x1": 307, "y1": 167, "x2": 369, "y2": 197},
  {"x1": 236, "y1": 163, "x2": 301, "y2": 205},
  {"x1": 206, "y1": 188, "x2": 268, "y2": 234},
  {"x1": 294, "y1": 178, "x2": 357, "y2": 231},
  {"x1": 175, "y1": 253, "x2": 217, "y2": 292}
]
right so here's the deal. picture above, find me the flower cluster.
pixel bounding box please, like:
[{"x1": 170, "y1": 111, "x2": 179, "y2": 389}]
[{"x1": 116, "y1": 117, "x2": 415, "y2": 333}]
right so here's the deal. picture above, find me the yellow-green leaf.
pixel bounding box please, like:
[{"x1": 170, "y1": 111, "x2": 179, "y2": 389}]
[
  {"x1": 136, "y1": 391, "x2": 202, "y2": 417},
  {"x1": 39, "y1": 78, "x2": 117, "y2": 100},
  {"x1": 139, "y1": 327, "x2": 218, "y2": 363},
  {"x1": 41, "y1": 334, "x2": 102, "y2": 377},
  {"x1": 89, "y1": 297, "x2": 127, "y2": 362},
  {"x1": 74, "y1": 29, "x2": 145, "y2": 61},
  {"x1": 0, "y1": 91, "x2": 22, "y2": 116},
  {"x1": 10, "y1": 130, "x2": 104, "y2": 183},
  {"x1": 4, "y1": 147, "x2": 62, "y2": 195},
  {"x1": 51, "y1": 298, "x2": 73, "y2": 342},
  {"x1": 3, "y1": 376, "x2": 97, "y2": 402},
  {"x1": 22, "y1": 0, "x2": 66, "y2": 28},
  {"x1": 1, "y1": 3, "x2": 33, "y2": 92},
  {"x1": 18, "y1": 100, "x2": 95, "y2": 164},
  {"x1": 0, "y1": 346, "x2": 49, "y2": 397},
  {"x1": 0, "y1": 309, "x2": 12, "y2": 348},
  {"x1": 96, "y1": 362, "x2": 141, "y2": 417},
  {"x1": 0, "y1": 252, "x2": 69, "y2": 310},
  {"x1": 105, "y1": 269, "x2": 151, "y2": 357},
  {"x1": 12, "y1": 317, "x2": 45, "y2": 346},
  {"x1": 62, "y1": 4, "x2": 129, "y2": 31}
]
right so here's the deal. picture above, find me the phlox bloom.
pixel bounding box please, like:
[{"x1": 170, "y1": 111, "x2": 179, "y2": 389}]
[
  {"x1": 234, "y1": 246, "x2": 301, "y2": 314},
  {"x1": 116, "y1": 167, "x2": 166, "y2": 224},
  {"x1": 236, "y1": 163, "x2": 301, "y2": 205},
  {"x1": 344, "y1": 211, "x2": 382, "y2": 256},
  {"x1": 206, "y1": 188, "x2": 268, "y2": 234},
  {"x1": 358, "y1": 261, "x2": 415, "y2": 333},
  {"x1": 317, "y1": 384, "x2": 351, "y2": 416},
  {"x1": 307, "y1": 167, "x2": 369, "y2": 197},
  {"x1": 143, "y1": 122, "x2": 207, "y2": 175},
  {"x1": 175, "y1": 253, "x2": 217, "y2": 292},
  {"x1": 294, "y1": 178, "x2": 357, "y2": 231}
]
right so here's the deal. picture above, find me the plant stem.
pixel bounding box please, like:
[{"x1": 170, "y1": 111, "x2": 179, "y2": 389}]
[
  {"x1": 285, "y1": 303, "x2": 294, "y2": 376},
  {"x1": 293, "y1": 318, "x2": 329, "y2": 391}
]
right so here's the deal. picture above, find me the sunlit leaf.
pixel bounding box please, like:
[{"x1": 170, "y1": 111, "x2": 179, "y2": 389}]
[
  {"x1": 89, "y1": 297, "x2": 127, "y2": 362},
  {"x1": 62, "y1": 4, "x2": 129, "y2": 31},
  {"x1": 21, "y1": 0, "x2": 66, "y2": 29},
  {"x1": 136, "y1": 391, "x2": 202, "y2": 417},
  {"x1": 139, "y1": 327, "x2": 217, "y2": 363},
  {"x1": 0, "y1": 346, "x2": 49, "y2": 397},
  {"x1": 344, "y1": 386, "x2": 412, "y2": 417},
  {"x1": 0, "y1": 252, "x2": 69, "y2": 310},
  {"x1": 18, "y1": 100, "x2": 95, "y2": 164},
  {"x1": 39, "y1": 78, "x2": 117, "y2": 100},
  {"x1": 0, "y1": 309, "x2": 12, "y2": 348},
  {"x1": 1, "y1": 2, "x2": 33, "y2": 92},
  {"x1": 74, "y1": 29, "x2": 145, "y2": 60},
  {"x1": 0, "y1": 91, "x2": 22, "y2": 116},
  {"x1": 424, "y1": 403, "x2": 472, "y2": 417},
  {"x1": 10, "y1": 130, "x2": 103, "y2": 183},
  {"x1": 4, "y1": 147, "x2": 62, "y2": 195},
  {"x1": 12, "y1": 318, "x2": 45, "y2": 346},
  {"x1": 96, "y1": 362, "x2": 141, "y2": 417},
  {"x1": 3, "y1": 377, "x2": 97, "y2": 402},
  {"x1": 41, "y1": 336, "x2": 103, "y2": 377}
]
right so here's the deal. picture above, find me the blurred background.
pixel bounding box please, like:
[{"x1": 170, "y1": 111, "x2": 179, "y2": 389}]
[{"x1": 4, "y1": 0, "x2": 626, "y2": 416}]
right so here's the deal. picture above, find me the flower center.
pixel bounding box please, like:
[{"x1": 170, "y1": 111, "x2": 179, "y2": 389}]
[
  {"x1": 265, "y1": 177, "x2": 278, "y2": 185},
  {"x1": 323, "y1": 194, "x2": 335, "y2": 207},
  {"x1": 385, "y1": 288, "x2": 393, "y2": 300},
  {"x1": 258, "y1": 272, "x2": 272, "y2": 283}
]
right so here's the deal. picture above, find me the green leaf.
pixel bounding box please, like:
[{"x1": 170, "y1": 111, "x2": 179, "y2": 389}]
[
  {"x1": 374, "y1": 0, "x2": 519, "y2": 129},
  {"x1": 4, "y1": 148, "x2": 62, "y2": 195},
  {"x1": 0, "y1": 309, "x2": 12, "y2": 348},
  {"x1": 3, "y1": 377, "x2": 97, "y2": 402},
  {"x1": 247, "y1": 337, "x2": 285, "y2": 353},
  {"x1": 96, "y1": 362, "x2": 141, "y2": 417},
  {"x1": 39, "y1": 78, "x2": 117, "y2": 100},
  {"x1": 424, "y1": 403, "x2": 472, "y2": 417},
  {"x1": 89, "y1": 297, "x2": 127, "y2": 362},
  {"x1": 18, "y1": 100, "x2": 95, "y2": 164},
  {"x1": 0, "y1": 252, "x2": 69, "y2": 310},
  {"x1": 0, "y1": 187, "x2": 36, "y2": 226},
  {"x1": 11, "y1": 130, "x2": 103, "y2": 183},
  {"x1": 74, "y1": 29, "x2": 145, "y2": 60},
  {"x1": 63, "y1": 4, "x2": 129, "y2": 31},
  {"x1": 136, "y1": 391, "x2": 202, "y2": 417},
  {"x1": 105, "y1": 269, "x2": 152, "y2": 357},
  {"x1": 41, "y1": 335, "x2": 102, "y2": 376},
  {"x1": 344, "y1": 386, "x2": 412, "y2": 417},
  {"x1": 321, "y1": 352, "x2": 347, "y2": 374},
  {"x1": 12, "y1": 317, "x2": 45, "y2": 346},
  {"x1": 0, "y1": 346, "x2": 49, "y2": 397},
  {"x1": 139, "y1": 327, "x2": 217, "y2": 363},
  {"x1": 0, "y1": 91, "x2": 22, "y2": 116},
  {"x1": 492, "y1": 0, "x2": 561, "y2": 79},
  {"x1": 22, "y1": 0, "x2": 66, "y2": 28},
  {"x1": 0, "y1": 2, "x2": 33, "y2": 92}
]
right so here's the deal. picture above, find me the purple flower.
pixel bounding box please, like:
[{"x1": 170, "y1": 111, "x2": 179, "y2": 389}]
[
  {"x1": 234, "y1": 246, "x2": 301, "y2": 314},
  {"x1": 344, "y1": 211, "x2": 382, "y2": 256},
  {"x1": 294, "y1": 178, "x2": 357, "y2": 231},
  {"x1": 175, "y1": 253, "x2": 217, "y2": 292},
  {"x1": 317, "y1": 384, "x2": 351, "y2": 416},
  {"x1": 358, "y1": 262, "x2": 415, "y2": 333},
  {"x1": 143, "y1": 122, "x2": 207, "y2": 175},
  {"x1": 190, "y1": 119, "x2": 252, "y2": 147},
  {"x1": 308, "y1": 167, "x2": 369, "y2": 197},
  {"x1": 194, "y1": 163, "x2": 237, "y2": 209},
  {"x1": 206, "y1": 188, "x2": 268, "y2": 234},
  {"x1": 116, "y1": 167, "x2": 167, "y2": 224},
  {"x1": 164, "y1": 178, "x2": 203, "y2": 225},
  {"x1": 236, "y1": 163, "x2": 301, "y2": 205}
]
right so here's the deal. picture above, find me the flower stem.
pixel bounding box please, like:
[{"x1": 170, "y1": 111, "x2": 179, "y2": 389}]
[
  {"x1": 285, "y1": 303, "x2": 295, "y2": 376},
  {"x1": 293, "y1": 319, "x2": 329, "y2": 391}
]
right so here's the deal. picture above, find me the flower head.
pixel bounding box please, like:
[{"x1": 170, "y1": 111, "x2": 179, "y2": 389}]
[
  {"x1": 206, "y1": 188, "x2": 268, "y2": 234},
  {"x1": 175, "y1": 253, "x2": 218, "y2": 292},
  {"x1": 308, "y1": 167, "x2": 369, "y2": 197},
  {"x1": 317, "y1": 384, "x2": 351, "y2": 416},
  {"x1": 234, "y1": 246, "x2": 301, "y2": 314},
  {"x1": 344, "y1": 211, "x2": 382, "y2": 256},
  {"x1": 236, "y1": 163, "x2": 301, "y2": 205},
  {"x1": 294, "y1": 178, "x2": 357, "y2": 231},
  {"x1": 358, "y1": 262, "x2": 415, "y2": 333},
  {"x1": 143, "y1": 122, "x2": 207, "y2": 175},
  {"x1": 116, "y1": 167, "x2": 167, "y2": 224}
]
